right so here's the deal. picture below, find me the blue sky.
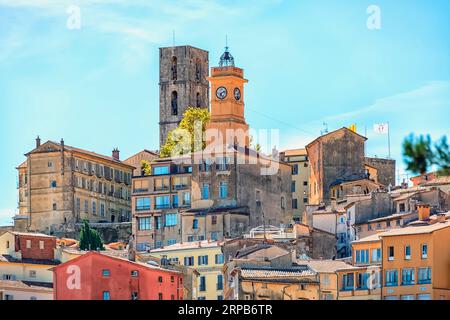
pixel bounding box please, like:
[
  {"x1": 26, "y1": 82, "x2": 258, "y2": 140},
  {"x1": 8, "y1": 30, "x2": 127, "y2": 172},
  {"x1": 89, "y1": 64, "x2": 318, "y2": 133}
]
[{"x1": 0, "y1": 0, "x2": 449, "y2": 225}]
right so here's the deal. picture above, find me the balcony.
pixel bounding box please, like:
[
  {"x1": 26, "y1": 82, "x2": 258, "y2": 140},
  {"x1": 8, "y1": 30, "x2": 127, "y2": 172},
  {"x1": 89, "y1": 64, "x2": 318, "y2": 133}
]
[
  {"x1": 155, "y1": 204, "x2": 170, "y2": 210},
  {"x1": 133, "y1": 188, "x2": 149, "y2": 193},
  {"x1": 136, "y1": 206, "x2": 151, "y2": 211}
]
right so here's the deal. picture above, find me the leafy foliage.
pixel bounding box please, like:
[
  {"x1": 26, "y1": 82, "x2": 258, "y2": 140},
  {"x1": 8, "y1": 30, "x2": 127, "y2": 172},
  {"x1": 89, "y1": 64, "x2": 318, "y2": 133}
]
[
  {"x1": 160, "y1": 107, "x2": 211, "y2": 157},
  {"x1": 433, "y1": 136, "x2": 450, "y2": 175},
  {"x1": 79, "y1": 220, "x2": 104, "y2": 251},
  {"x1": 141, "y1": 160, "x2": 152, "y2": 176},
  {"x1": 402, "y1": 134, "x2": 450, "y2": 175}
]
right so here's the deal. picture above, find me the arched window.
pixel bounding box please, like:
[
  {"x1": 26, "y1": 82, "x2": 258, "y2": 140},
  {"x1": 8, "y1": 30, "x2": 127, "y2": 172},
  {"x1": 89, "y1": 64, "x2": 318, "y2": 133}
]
[
  {"x1": 196, "y1": 92, "x2": 201, "y2": 107},
  {"x1": 171, "y1": 91, "x2": 178, "y2": 115},
  {"x1": 195, "y1": 60, "x2": 201, "y2": 81},
  {"x1": 171, "y1": 56, "x2": 177, "y2": 80}
]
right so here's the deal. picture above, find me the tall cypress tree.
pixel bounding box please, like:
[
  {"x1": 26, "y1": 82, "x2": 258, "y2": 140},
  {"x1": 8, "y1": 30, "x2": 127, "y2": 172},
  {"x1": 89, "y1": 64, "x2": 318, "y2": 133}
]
[{"x1": 79, "y1": 220, "x2": 104, "y2": 251}]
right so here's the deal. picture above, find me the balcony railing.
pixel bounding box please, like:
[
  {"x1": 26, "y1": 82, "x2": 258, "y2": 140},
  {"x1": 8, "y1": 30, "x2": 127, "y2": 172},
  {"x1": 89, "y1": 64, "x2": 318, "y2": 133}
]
[{"x1": 155, "y1": 204, "x2": 170, "y2": 210}]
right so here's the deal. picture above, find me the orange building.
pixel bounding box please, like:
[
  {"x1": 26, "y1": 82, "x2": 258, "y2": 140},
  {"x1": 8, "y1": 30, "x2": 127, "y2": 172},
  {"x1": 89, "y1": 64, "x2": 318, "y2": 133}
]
[
  {"x1": 206, "y1": 47, "x2": 249, "y2": 148},
  {"x1": 351, "y1": 205, "x2": 450, "y2": 300}
]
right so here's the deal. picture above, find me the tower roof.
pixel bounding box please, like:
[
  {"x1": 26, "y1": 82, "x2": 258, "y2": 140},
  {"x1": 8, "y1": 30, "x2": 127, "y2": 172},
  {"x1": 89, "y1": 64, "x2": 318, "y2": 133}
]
[{"x1": 219, "y1": 46, "x2": 235, "y2": 67}]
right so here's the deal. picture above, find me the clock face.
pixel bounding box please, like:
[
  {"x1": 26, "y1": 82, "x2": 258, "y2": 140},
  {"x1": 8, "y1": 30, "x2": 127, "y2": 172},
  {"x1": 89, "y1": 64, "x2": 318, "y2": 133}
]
[
  {"x1": 234, "y1": 87, "x2": 241, "y2": 101},
  {"x1": 216, "y1": 86, "x2": 227, "y2": 100}
]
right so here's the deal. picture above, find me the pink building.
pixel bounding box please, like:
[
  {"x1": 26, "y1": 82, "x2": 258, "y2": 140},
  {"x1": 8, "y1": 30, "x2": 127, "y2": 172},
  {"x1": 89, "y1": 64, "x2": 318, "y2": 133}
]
[{"x1": 53, "y1": 251, "x2": 183, "y2": 300}]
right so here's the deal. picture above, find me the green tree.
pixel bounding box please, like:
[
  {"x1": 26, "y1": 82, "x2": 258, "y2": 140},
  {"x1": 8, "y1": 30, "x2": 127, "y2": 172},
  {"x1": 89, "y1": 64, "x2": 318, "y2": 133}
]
[
  {"x1": 160, "y1": 107, "x2": 211, "y2": 157},
  {"x1": 402, "y1": 134, "x2": 434, "y2": 175},
  {"x1": 141, "y1": 160, "x2": 152, "y2": 176},
  {"x1": 79, "y1": 220, "x2": 104, "y2": 251},
  {"x1": 433, "y1": 136, "x2": 450, "y2": 175}
]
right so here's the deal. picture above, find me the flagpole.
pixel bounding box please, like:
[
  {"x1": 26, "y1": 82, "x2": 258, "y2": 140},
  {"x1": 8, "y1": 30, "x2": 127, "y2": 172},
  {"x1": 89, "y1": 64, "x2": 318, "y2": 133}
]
[{"x1": 387, "y1": 121, "x2": 391, "y2": 159}]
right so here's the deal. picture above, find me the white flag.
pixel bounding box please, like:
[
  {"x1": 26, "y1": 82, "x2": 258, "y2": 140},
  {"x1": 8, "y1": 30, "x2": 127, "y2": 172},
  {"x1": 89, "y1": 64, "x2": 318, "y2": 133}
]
[{"x1": 373, "y1": 123, "x2": 389, "y2": 134}]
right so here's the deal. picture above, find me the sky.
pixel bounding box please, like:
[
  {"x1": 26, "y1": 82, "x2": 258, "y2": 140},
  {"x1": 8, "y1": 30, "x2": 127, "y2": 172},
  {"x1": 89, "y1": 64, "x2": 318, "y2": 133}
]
[{"x1": 0, "y1": 0, "x2": 449, "y2": 225}]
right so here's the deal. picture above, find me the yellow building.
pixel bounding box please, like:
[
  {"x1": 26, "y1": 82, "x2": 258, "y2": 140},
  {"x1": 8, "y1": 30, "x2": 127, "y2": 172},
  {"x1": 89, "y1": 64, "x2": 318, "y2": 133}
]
[
  {"x1": 148, "y1": 240, "x2": 224, "y2": 300},
  {"x1": 303, "y1": 259, "x2": 381, "y2": 300},
  {"x1": 351, "y1": 205, "x2": 450, "y2": 300},
  {"x1": 280, "y1": 149, "x2": 310, "y2": 222},
  {"x1": 16, "y1": 137, "x2": 134, "y2": 233}
]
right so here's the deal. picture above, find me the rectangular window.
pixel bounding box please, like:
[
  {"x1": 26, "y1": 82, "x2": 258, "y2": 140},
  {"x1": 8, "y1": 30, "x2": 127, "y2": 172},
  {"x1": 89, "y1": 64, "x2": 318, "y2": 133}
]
[
  {"x1": 291, "y1": 181, "x2": 296, "y2": 192},
  {"x1": 131, "y1": 270, "x2": 139, "y2": 278},
  {"x1": 199, "y1": 276, "x2": 206, "y2": 292},
  {"x1": 198, "y1": 255, "x2": 208, "y2": 266},
  {"x1": 29, "y1": 270, "x2": 36, "y2": 278},
  {"x1": 219, "y1": 182, "x2": 228, "y2": 199},
  {"x1": 154, "y1": 177, "x2": 170, "y2": 191},
  {"x1": 421, "y1": 244, "x2": 428, "y2": 259},
  {"x1": 342, "y1": 273, "x2": 354, "y2": 290},
  {"x1": 100, "y1": 204, "x2": 105, "y2": 217},
  {"x1": 155, "y1": 241, "x2": 162, "y2": 249},
  {"x1": 158, "y1": 293, "x2": 163, "y2": 300},
  {"x1": 173, "y1": 176, "x2": 189, "y2": 190},
  {"x1": 92, "y1": 201, "x2": 97, "y2": 215},
  {"x1": 165, "y1": 213, "x2": 177, "y2": 227},
  {"x1": 39, "y1": 241, "x2": 44, "y2": 250},
  {"x1": 133, "y1": 180, "x2": 149, "y2": 192},
  {"x1": 138, "y1": 217, "x2": 152, "y2": 231},
  {"x1": 355, "y1": 249, "x2": 369, "y2": 264},
  {"x1": 211, "y1": 215, "x2": 217, "y2": 225},
  {"x1": 388, "y1": 246, "x2": 395, "y2": 261},
  {"x1": 155, "y1": 196, "x2": 170, "y2": 209},
  {"x1": 193, "y1": 219, "x2": 199, "y2": 230},
  {"x1": 217, "y1": 274, "x2": 223, "y2": 290},
  {"x1": 26, "y1": 240, "x2": 31, "y2": 249},
  {"x1": 405, "y1": 245, "x2": 411, "y2": 260},
  {"x1": 401, "y1": 268, "x2": 415, "y2": 285},
  {"x1": 303, "y1": 198, "x2": 308, "y2": 203},
  {"x1": 136, "y1": 197, "x2": 151, "y2": 211},
  {"x1": 183, "y1": 192, "x2": 191, "y2": 206},
  {"x1": 184, "y1": 256, "x2": 194, "y2": 266},
  {"x1": 371, "y1": 248, "x2": 381, "y2": 263},
  {"x1": 167, "y1": 239, "x2": 177, "y2": 246},
  {"x1": 153, "y1": 166, "x2": 170, "y2": 175},
  {"x1": 201, "y1": 184, "x2": 210, "y2": 200},
  {"x1": 172, "y1": 195, "x2": 179, "y2": 208},
  {"x1": 155, "y1": 216, "x2": 162, "y2": 230},
  {"x1": 292, "y1": 164, "x2": 298, "y2": 175},
  {"x1": 84, "y1": 200, "x2": 89, "y2": 214},
  {"x1": 50, "y1": 180, "x2": 57, "y2": 188},
  {"x1": 211, "y1": 232, "x2": 219, "y2": 241},
  {"x1": 103, "y1": 291, "x2": 110, "y2": 300},
  {"x1": 102, "y1": 269, "x2": 110, "y2": 277},
  {"x1": 292, "y1": 199, "x2": 298, "y2": 209},
  {"x1": 281, "y1": 196, "x2": 285, "y2": 209},
  {"x1": 418, "y1": 267, "x2": 431, "y2": 284},
  {"x1": 215, "y1": 254, "x2": 224, "y2": 264},
  {"x1": 357, "y1": 273, "x2": 369, "y2": 289},
  {"x1": 385, "y1": 270, "x2": 398, "y2": 286}
]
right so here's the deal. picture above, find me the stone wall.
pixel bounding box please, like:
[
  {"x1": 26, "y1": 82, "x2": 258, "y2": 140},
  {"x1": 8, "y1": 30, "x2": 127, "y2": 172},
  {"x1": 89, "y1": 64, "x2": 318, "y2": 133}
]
[
  {"x1": 365, "y1": 157, "x2": 396, "y2": 187},
  {"x1": 51, "y1": 222, "x2": 132, "y2": 244}
]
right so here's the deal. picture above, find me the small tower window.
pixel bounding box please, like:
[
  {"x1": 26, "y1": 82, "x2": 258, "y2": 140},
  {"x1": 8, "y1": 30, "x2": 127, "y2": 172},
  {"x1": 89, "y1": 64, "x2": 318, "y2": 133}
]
[
  {"x1": 195, "y1": 60, "x2": 201, "y2": 81},
  {"x1": 171, "y1": 56, "x2": 177, "y2": 80},
  {"x1": 196, "y1": 92, "x2": 201, "y2": 107},
  {"x1": 171, "y1": 91, "x2": 178, "y2": 115},
  {"x1": 53, "y1": 203, "x2": 57, "y2": 211}
]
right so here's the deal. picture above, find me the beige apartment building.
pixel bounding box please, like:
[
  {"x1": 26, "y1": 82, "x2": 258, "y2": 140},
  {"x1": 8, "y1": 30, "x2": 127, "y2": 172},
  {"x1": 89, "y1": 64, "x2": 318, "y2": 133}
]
[
  {"x1": 16, "y1": 137, "x2": 134, "y2": 234},
  {"x1": 280, "y1": 149, "x2": 310, "y2": 222}
]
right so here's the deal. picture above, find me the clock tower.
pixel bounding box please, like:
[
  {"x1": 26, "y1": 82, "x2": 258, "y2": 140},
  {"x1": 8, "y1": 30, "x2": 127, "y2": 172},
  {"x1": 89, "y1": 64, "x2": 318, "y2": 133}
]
[{"x1": 206, "y1": 47, "x2": 250, "y2": 148}]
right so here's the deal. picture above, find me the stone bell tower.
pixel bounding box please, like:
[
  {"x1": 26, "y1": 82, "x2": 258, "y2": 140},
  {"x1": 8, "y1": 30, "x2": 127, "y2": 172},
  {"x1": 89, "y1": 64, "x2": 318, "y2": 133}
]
[{"x1": 159, "y1": 45, "x2": 209, "y2": 148}]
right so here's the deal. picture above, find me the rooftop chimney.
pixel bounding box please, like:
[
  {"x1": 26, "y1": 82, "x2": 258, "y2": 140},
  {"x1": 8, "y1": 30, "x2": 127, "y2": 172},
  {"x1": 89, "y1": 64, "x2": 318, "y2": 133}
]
[
  {"x1": 418, "y1": 204, "x2": 430, "y2": 221},
  {"x1": 112, "y1": 148, "x2": 120, "y2": 161},
  {"x1": 60, "y1": 138, "x2": 64, "y2": 150},
  {"x1": 36, "y1": 136, "x2": 41, "y2": 148}
]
